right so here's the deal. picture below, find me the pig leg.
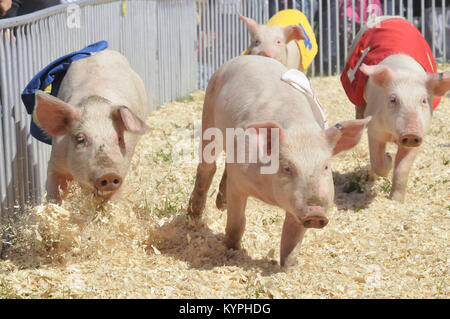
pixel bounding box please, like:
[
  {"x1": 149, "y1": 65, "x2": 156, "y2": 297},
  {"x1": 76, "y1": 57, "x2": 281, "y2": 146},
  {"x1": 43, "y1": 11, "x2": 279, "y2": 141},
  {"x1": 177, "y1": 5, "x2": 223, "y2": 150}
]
[
  {"x1": 368, "y1": 133, "x2": 392, "y2": 178},
  {"x1": 390, "y1": 146, "x2": 419, "y2": 202},
  {"x1": 187, "y1": 161, "x2": 216, "y2": 218},
  {"x1": 46, "y1": 171, "x2": 73, "y2": 203},
  {"x1": 355, "y1": 106, "x2": 365, "y2": 119},
  {"x1": 280, "y1": 212, "x2": 306, "y2": 267},
  {"x1": 187, "y1": 103, "x2": 219, "y2": 218},
  {"x1": 223, "y1": 177, "x2": 248, "y2": 250},
  {"x1": 215, "y1": 167, "x2": 227, "y2": 210}
]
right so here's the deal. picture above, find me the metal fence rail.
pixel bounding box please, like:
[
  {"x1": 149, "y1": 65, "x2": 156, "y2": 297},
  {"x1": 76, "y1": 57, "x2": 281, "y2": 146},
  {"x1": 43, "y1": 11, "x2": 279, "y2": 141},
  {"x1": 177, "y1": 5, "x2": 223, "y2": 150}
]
[
  {"x1": 0, "y1": 0, "x2": 197, "y2": 217},
  {"x1": 197, "y1": 0, "x2": 449, "y2": 88}
]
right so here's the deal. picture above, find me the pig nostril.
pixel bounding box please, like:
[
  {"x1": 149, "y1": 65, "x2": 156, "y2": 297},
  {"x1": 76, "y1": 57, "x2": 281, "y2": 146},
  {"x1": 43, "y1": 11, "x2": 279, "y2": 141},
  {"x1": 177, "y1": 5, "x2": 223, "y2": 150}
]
[
  {"x1": 400, "y1": 135, "x2": 422, "y2": 147},
  {"x1": 319, "y1": 220, "x2": 325, "y2": 227},
  {"x1": 304, "y1": 220, "x2": 311, "y2": 227},
  {"x1": 96, "y1": 174, "x2": 122, "y2": 191}
]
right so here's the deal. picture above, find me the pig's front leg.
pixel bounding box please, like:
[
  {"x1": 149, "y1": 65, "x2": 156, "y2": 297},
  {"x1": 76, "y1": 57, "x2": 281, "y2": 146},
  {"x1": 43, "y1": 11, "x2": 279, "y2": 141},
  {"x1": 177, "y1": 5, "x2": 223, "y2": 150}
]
[
  {"x1": 280, "y1": 212, "x2": 306, "y2": 267},
  {"x1": 187, "y1": 162, "x2": 217, "y2": 218},
  {"x1": 46, "y1": 170, "x2": 73, "y2": 203},
  {"x1": 215, "y1": 167, "x2": 227, "y2": 210},
  {"x1": 368, "y1": 132, "x2": 392, "y2": 177},
  {"x1": 224, "y1": 179, "x2": 248, "y2": 250},
  {"x1": 390, "y1": 146, "x2": 419, "y2": 202}
]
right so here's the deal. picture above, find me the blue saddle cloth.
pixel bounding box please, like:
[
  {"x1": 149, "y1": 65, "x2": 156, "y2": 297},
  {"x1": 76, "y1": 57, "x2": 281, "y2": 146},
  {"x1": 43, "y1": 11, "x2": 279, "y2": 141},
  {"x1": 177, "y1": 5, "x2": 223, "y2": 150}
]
[{"x1": 21, "y1": 40, "x2": 109, "y2": 145}]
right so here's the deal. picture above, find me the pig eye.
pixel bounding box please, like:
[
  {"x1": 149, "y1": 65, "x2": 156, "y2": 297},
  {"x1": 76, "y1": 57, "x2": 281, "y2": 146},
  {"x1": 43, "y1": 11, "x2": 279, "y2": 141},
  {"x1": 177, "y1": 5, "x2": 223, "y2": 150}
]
[
  {"x1": 389, "y1": 94, "x2": 397, "y2": 106},
  {"x1": 74, "y1": 133, "x2": 87, "y2": 147},
  {"x1": 254, "y1": 39, "x2": 261, "y2": 46},
  {"x1": 276, "y1": 39, "x2": 281, "y2": 44},
  {"x1": 282, "y1": 166, "x2": 291, "y2": 174},
  {"x1": 421, "y1": 97, "x2": 428, "y2": 106}
]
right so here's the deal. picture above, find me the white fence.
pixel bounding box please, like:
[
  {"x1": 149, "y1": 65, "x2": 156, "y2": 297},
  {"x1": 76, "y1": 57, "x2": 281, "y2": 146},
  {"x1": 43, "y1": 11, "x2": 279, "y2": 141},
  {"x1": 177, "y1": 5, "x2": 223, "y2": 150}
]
[
  {"x1": 1, "y1": 0, "x2": 448, "y2": 217},
  {"x1": 0, "y1": 0, "x2": 197, "y2": 217},
  {"x1": 197, "y1": 0, "x2": 449, "y2": 89}
]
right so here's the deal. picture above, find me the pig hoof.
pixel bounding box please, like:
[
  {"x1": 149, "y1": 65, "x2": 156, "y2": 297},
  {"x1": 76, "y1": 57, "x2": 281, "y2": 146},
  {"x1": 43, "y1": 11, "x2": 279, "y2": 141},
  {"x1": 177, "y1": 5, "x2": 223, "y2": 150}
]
[
  {"x1": 389, "y1": 191, "x2": 405, "y2": 203},
  {"x1": 187, "y1": 202, "x2": 203, "y2": 218},
  {"x1": 215, "y1": 192, "x2": 227, "y2": 211},
  {"x1": 224, "y1": 237, "x2": 241, "y2": 251},
  {"x1": 368, "y1": 170, "x2": 378, "y2": 182},
  {"x1": 280, "y1": 255, "x2": 298, "y2": 269},
  {"x1": 372, "y1": 154, "x2": 392, "y2": 177}
]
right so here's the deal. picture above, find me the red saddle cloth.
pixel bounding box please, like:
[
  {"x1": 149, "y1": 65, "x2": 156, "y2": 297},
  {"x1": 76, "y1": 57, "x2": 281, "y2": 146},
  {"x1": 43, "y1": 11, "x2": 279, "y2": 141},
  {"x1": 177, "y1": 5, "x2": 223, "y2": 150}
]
[{"x1": 341, "y1": 17, "x2": 440, "y2": 110}]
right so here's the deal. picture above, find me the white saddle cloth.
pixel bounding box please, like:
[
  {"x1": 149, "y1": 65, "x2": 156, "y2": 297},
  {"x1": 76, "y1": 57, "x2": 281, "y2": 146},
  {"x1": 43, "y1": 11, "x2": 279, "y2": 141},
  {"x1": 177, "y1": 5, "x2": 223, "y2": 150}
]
[{"x1": 281, "y1": 69, "x2": 329, "y2": 129}]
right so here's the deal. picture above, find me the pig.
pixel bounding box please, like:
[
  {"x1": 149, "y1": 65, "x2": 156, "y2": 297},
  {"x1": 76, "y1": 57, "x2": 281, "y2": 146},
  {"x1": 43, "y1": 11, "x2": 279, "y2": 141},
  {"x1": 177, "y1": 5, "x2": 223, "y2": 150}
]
[
  {"x1": 187, "y1": 55, "x2": 370, "y2": 266},
  {"x1": 341, "y1": 16, "x2": 450, "y2": 202},
  {"x1": 34, "y1": 49, "x2": 149, "y2": 203},
  {"x1": 238, "y1": 12, "x2": 308, "y2": 71}
]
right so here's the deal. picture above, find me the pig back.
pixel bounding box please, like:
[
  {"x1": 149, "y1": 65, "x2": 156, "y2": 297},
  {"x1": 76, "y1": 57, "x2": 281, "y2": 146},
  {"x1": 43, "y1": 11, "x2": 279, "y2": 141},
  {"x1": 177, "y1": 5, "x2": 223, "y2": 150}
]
[
  {"x1": 56, "y1": 49, "x2": 149, "y2": 120},
  {"x1": 211, "y1": 55, "x2": 319, "y2": 131}
]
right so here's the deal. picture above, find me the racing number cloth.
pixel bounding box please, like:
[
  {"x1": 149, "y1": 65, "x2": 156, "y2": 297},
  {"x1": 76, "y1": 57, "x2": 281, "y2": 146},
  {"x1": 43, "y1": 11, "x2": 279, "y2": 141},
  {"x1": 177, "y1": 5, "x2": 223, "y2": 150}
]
[
  {"x1": 243, "y1": 9, "x2": 318, "y2": 70},
  {"x1": 340, "y1": 17, "x2": 441, "y2": 110},
  {"x1": 21, "y1": 41, "x2": 109, "y2": 144}
]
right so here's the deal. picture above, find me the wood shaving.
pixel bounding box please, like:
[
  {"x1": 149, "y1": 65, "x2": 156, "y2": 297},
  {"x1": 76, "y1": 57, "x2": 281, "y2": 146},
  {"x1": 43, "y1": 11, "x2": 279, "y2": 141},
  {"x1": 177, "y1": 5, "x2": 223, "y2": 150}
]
[{"x1": 1, "y1": 67, "x2": 449, "y2": 298}]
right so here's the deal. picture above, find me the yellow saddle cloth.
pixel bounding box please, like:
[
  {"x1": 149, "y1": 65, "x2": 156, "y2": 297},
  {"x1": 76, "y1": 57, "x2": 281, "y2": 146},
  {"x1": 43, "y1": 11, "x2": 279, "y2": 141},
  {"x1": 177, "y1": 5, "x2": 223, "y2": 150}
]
[{"x1": 243, "y1": 9, "x2": 318, "y2": 70}]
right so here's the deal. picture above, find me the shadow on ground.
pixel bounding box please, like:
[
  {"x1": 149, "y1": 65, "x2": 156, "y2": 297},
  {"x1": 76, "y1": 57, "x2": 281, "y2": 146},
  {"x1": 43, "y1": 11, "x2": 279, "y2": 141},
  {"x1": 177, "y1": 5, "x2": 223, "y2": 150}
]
[
  {"x1": 332, "y1": 166, "x2": 379, "y2": 211},
  {"x1": 146, "y1": 213, "x2": 281, "y2": 276}
]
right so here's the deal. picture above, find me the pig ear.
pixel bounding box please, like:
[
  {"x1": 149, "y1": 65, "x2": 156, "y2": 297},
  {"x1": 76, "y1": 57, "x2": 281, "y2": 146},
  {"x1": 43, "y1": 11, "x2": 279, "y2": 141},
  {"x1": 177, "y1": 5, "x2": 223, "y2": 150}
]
[
  {"x1": 238, "y1": 12, "x2": 260, "y2": 36},
  {"x1": 426, "y1": 72, "x2": 450, "y2": 97},
  {"x1": 34, "y1": 90, "x2": 81, "y2": 136},
  {"x1": 246, "y1": 121, "x2": 286, "y2": 156},
  {"x1": 326, "y1": 117, "x2": 371, "y2": 155},
  {"x1": 113, "y1": 106, "x2": 149, "y2": 135},
  {"x1": 283, "y1": 25, "x2": 307, "y2": 43},
  {"x1": 360, "y1": 63, "x2": 397, "y2": 88}
]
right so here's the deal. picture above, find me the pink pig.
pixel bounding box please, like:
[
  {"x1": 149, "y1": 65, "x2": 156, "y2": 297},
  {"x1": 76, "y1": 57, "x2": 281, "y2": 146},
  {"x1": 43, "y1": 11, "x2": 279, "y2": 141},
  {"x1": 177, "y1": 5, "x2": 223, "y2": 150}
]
[
  {"x1": 34, "y1": 50, "x2": 149, "y2": 203},
  {"x1": 187, "y1": 55, "x2": 370, "y2": 266},
  {"x1": 341, "y1": 16, "x2": 450, "y2": 202},
  {"x1": 238, "y1": 13, "x2": 307, "y2": 71}
]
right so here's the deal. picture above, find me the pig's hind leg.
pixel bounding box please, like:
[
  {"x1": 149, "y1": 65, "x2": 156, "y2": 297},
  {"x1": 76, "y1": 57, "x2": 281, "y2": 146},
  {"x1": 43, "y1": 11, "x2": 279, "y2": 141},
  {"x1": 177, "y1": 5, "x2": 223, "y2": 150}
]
[
  {"x1": 223, "y1": 173, "x2": 248, "y2": 250},
  {"x1": 187, "y1": 161, "x2": 217, "y2": 218},
  {"x1": 187, "y1": 112, "x2": 219, "y2": 218},
  {"x1": 355, "y1": 105, "x2": 366, "y2": 119},
  {"x1": 215, "y1": 167, "x2": 227, "y2": 210}
]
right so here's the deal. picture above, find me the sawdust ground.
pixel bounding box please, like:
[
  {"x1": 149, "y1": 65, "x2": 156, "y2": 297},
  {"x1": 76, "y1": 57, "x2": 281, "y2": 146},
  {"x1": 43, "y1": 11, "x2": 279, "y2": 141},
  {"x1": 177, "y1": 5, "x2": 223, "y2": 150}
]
[{"x1": 0, "y1": 68, "x2": 449, "y2": 299}]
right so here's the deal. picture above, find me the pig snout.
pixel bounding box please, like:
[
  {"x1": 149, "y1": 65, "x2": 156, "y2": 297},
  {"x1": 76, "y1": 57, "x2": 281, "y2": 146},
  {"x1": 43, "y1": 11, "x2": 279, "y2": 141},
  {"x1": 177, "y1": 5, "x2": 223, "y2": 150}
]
[
  {"x1": 302, "y1": 206, "x2": 329, "y2": 229},
  {"x1": 398, "y1": 133, "x2": 422, "y2": 147},
  {"x1": 252, "y1": 46, "x2": 275, "y2": 59},
  {"x1": 257, "y1": 51, "x2": 273, "y2": 58},
  {"x1": 95, "y1": 173, "x2": 123, "y2": 192}
]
